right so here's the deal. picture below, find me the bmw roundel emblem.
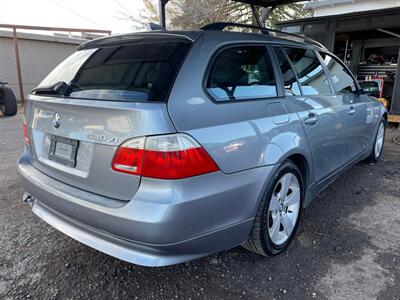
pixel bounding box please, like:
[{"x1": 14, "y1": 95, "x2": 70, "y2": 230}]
[{"x1": 53, "y1": 113, "x2": 61, "y2": 128}]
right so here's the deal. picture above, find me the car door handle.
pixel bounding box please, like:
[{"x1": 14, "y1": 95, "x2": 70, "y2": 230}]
[
  {"x1": 347, "y1": 106, "x2": 356, "y2": 116},
  {"x1": 304, "y1": 113, "x2": 318, "y2": 125}
]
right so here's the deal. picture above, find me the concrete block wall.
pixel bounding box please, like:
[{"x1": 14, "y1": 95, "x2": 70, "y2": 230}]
[{"x1": 0, "y1": 30, "x2": 82, "y2": 101}]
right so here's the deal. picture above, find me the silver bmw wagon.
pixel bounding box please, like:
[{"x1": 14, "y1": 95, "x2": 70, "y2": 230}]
[{"x1": 18, "y1": 23, "x2": 387, "y2": 267}]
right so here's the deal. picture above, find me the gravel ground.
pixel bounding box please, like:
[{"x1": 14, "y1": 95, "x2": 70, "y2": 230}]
[{"x1": 1, "y1": 113, "x2": 399, "y2": 300}]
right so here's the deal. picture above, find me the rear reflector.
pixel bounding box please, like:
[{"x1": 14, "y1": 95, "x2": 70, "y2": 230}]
[
  {"x1": 112, "y1": 134, "x2": 219, "y2": 179},
  {"x1": 23, "y1": 122, "x2": 30, "y2": 145}
]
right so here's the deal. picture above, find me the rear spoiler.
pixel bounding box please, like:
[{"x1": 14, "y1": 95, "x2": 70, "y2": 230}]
[{"x1": 77, "y1": 32, "x2": 195, "y2": 50}]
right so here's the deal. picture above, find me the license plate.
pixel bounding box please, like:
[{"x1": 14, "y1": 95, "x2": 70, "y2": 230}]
[{"x1": 49, "y1": 136, "x2": 79, "y2": 167}]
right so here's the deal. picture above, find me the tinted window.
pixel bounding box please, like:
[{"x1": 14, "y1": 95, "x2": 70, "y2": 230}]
[
  {"x1": 35, "y1": 41, "x2": 192, "y2": 102},
  {"x1": 319, "y1": 52, "x2": 357, "y2": 94},
  {"x1": 206, "y1": 46, "x2": 277, "y2": 101},
  {"x1": 283, "y1": 48, "x2": 332, "y2": 96},
  {"x1": 274, "y1": 47, "x2": 301, "y2": 96},
  {"x1": 39, "y1": 49, "x2": 97, "y2": 88}
]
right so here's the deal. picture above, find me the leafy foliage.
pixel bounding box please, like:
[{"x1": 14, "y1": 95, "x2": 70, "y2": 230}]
[{"x1": 123, "y1": 0, "x2": 310, "y2": 30}]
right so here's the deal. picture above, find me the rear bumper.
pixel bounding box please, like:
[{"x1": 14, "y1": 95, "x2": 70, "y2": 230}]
[
  {"x1": 30, "y1": 200, "x2": 253, "y2": 266},
  {"x1": 18, "y1": 150, "x2": 276, "y2": 266}
]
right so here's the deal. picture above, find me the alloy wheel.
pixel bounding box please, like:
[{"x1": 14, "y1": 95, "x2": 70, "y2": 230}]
[
  {"x1": 375, "y1": 122, "x2": 385, "y2": 159},
  {"x1": 268, "y1": 173, "x2": 301, "y2": 246}
]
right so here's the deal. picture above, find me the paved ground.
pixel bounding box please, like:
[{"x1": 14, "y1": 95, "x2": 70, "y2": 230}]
[{"x1": 1, "y1": 113, "x2": 399, "y2": 300}]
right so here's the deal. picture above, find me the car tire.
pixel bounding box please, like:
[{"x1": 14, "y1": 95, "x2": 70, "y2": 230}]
[
  {"x1": 0, "y1": 87, "x2": 18, "y2": 116},
  {"x1": 365, "y1": 119, "x2": 386, "y2": 163},
  {"x1": 242, "y1": 160, "x2": 304, "y2": 256}
]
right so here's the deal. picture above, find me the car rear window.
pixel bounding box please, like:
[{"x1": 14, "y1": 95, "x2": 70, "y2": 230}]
[{"x1": 34, "y1": 41, "x2": 192, "y2": 102}]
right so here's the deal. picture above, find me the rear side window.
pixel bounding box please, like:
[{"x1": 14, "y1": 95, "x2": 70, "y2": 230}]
[
  {"x1": 319, "y1": 52, "x2": 357, "y2": 94},
  {"x1": 206, "y1": 45, "x2": 277, "y2": 101},
  {"x1": 273, "y1": 47, "x2": 301, "y2": 96},
  {"x1": 35, "y1": 41, "x2": 192, "y2": 102},
  {"x1": 283, "y1": 47, "x2": 332, "y2": 96}
]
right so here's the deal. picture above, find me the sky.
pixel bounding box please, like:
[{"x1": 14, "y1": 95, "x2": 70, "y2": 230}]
[{"x1": 0, "y1": 0, "x2": 147, "y2": 34}]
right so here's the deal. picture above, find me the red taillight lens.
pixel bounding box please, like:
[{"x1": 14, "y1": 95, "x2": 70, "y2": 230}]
[
  {"x1": 23, "y1": 122, "x2": 30, "y2": 145},
  {"x1": 112, "y1": 134, "x2": 219, "y2": 179},
  {"x1": 142, "y1": 147, "x2": 219, "y2": 179},
  {"x1": 112, "y1": 137, "x2": 145, "y2": 175}
]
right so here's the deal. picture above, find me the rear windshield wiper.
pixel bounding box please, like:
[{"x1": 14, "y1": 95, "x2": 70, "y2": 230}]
[{"x1": 32, "y1": 81, "x2": 68, "y2": 96}]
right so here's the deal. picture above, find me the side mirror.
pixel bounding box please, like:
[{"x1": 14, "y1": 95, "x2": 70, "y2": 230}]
[
  {"x1": 354, "y1": 88, "x2": 366, "y2": 95},
  {"x1": 359, "y1": 81, "x2": 380, "y2": 97}
]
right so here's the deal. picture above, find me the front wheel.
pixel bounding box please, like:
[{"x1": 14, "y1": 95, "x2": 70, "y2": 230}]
[
  {"x1": 365, "y1": 120, "x2": 386, "y2": 163},
  {"x1": 242, "y1": 161, "x2": 303, "y2": 256}
]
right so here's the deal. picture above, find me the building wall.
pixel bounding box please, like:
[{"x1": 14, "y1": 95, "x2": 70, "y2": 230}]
[
  {"x1": 306, "y1": 0, "x2": 400, "y2": 17},
  {"x1": 0, "y1": 31, "x2": 82, "y2": 100}
]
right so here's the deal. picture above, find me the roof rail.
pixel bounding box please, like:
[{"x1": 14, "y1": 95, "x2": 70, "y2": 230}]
[{"x1": 201, "y1": 22, "x2": 327, "y2": 50}]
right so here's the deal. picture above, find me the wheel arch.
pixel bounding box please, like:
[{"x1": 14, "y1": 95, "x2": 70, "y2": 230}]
[
  {"x1": 285, "y1": 153, "x2": 311, "y2": 190},
  {"x1": 383, "y1": 111, "x2": 388, "y2": 123},
  {"x1": 252, "y1": 151, "x2": 312, "y2": 217}
]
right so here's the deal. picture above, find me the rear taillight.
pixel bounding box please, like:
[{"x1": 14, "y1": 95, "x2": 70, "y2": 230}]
[
  {"x1": 112, "y1": 137, "x2": 145, "y2": 175},
  {"x1": 112, "y1": 134, "x2": 219, "y2": 179},
  {"x1": 23, "y1": 122, "x2": 30, "y2": 145}
]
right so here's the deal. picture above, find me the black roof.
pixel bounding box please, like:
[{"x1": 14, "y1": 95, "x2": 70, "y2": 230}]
[{"x1": 78, "y1": 28, "x2": 326, "y2": 53}]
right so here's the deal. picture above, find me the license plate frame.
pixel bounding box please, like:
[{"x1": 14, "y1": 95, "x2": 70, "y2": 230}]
[{"x1": 48, "y1": 136, "x2": 79, "y2": 167}]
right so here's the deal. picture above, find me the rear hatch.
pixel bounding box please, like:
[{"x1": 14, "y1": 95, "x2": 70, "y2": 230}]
[{"x1": 26, "y1": 34, "x2": 193, "y2": 201}]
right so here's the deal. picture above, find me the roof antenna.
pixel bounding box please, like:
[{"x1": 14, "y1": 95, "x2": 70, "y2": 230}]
[{"x1": 147, "y1": 22, "x2": 165, "y2": 31}]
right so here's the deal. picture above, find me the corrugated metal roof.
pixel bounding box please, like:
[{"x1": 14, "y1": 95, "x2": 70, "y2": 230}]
[
  {"x1": 0, "y1": 30, "x2": 84, "y2": 45},
  {"x1": 277, "y1": 6, "x2": 400, "y2": 25},
  {"x1": 304, "y1": 0, "x2": 355, "y2": 9}
]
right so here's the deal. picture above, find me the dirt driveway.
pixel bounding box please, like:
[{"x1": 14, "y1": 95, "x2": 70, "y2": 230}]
[{"x1": 1, "y1": 113, "x2": 399, "y2": 299}]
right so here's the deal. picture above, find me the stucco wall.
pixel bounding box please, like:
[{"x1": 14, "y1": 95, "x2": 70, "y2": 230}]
[{"x1": 0, "y1": 31, "x2": 82, "y2": 100}]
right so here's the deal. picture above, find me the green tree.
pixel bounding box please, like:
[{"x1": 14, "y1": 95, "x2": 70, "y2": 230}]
[{"x1": 126, "y1": 0, "x2": 310, "y2": 29}]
